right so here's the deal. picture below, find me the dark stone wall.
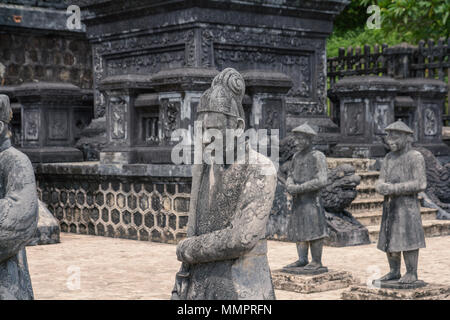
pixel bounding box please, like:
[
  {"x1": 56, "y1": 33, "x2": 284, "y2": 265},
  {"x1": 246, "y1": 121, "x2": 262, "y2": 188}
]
[{"x1": 0, "y1": 31, "x2": 92, "y2": 88}]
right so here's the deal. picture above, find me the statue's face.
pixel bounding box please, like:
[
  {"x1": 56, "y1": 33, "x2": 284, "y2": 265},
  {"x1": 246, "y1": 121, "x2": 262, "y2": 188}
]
[
  {"x1": 386, "y1": 131, "x2": 408, "y2": 152},
  {"x1": 294, "y1": 133, "x2": 311, "y2": 152},
  {"x1": 197, "y1": 111, "x2": 241, "y2": 158}
]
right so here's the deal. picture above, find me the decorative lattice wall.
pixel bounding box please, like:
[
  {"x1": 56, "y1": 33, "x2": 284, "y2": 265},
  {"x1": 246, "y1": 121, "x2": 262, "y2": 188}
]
[{"x1": 35, "y1": 164, "x2": 192, "y2": 244}]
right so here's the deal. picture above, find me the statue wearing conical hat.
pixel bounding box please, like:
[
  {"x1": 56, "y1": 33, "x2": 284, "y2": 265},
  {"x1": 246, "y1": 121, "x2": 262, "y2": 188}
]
[
  {"x1": 0, "y1": 94, "x2": 39, "y2": 300},
  {"x1": 374, "y1": 120, "x2": 427, "y2": 285},
  {"x1": 284, "y1": 123, "x2": 329, "y2": 271}
]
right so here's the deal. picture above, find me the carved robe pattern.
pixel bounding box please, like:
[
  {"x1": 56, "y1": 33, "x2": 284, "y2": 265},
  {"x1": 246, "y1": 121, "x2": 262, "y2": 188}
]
[{"x1": 176, "y1": 147, "x2": 277, "y2": 300}]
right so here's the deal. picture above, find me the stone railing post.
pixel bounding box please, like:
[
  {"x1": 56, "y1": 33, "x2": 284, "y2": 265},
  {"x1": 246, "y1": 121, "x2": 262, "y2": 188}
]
[
  {"x1": 15, "y1": 82, "x2": 93, "y2": 163},
  {"x1": 331, "y1": 76, "x2": 399, "y2": 158}
]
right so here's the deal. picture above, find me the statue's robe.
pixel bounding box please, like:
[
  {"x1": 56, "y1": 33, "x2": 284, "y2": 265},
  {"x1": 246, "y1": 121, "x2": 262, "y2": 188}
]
[
  {"x1": 286, "y1": 149, "x2": 328, "y2": 242},
  {"x1": 175, "y1": 146, "x2": 277, "y2": 300},
  {"x1": 377, "y1": 149, "x2": 427, "y2": 253},
  {"x1": 0, "y1": 140, "x2": 38, "y2": 300}
]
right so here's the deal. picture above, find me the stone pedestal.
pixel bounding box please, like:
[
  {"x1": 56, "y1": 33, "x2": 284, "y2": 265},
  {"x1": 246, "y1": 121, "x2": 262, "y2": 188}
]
[
  {"x1": 330, "y1": 76, "x2": 398, "y2": 158},
  {"x1": 15, "y1": 82, "x2": 94, "y2": 163},
  {"x1": 342, "y1": 284, "x2": 450, "y2": 300},
  {"x1": 272, "y1": 269, "x2": 355, "y2": 294},
  {"x1": 398, "y1": 78, "x2": 450, "y2": 156},
  {"x1": 372, "y1": 279, "x2": 427, "y2": 289},
  {"x1": 28, "y1": 200, "x2": 61, "y2": 246}
]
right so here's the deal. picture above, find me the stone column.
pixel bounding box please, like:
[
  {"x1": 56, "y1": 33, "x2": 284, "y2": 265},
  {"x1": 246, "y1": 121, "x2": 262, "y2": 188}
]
[
  {"x1": 243, "y1": 71, "x2": 292, "y2": 139},
  {"x1": 99, "y1": 75, "x2": 153, "y2": 164},
  {"x1": 398, "y1": 78, "x2": 450, "y2": 156},
  {"x1": 384, "y1": 43, "x2": 417, "y2": 79},
  {"x1": 15, "y1": 82, "x2": 93, "y2": 163},
  {"x1": 331, "y1": 76, "x2": 398, "y2": 158}
]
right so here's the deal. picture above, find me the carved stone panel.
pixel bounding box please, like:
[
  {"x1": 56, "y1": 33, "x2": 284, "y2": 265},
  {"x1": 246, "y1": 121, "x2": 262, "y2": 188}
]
[
  {"x1": 105, "y1": 50, "x2": 185, "y2": 76},
  {"x1": 423, "y1": 106, "x2": 438, "y2": 136},
  {"x1": 373, "y1": 103, "x2": 390, "y2": 135},
  {"x1": 23, "y1": 109, "x2": 40, "y2": 141},
  {"x1": 109, "y1": 96, "x2": 128, "y2": 140},
  {"x1": 48, "y1": 110, "x2": 69, "y2": 141},
  {"x1": 214, "y1": 47, "x2": 313, "y2": 99},
  {"x1": 160, "y1": 99, "x2": 180, "y2": 144},
  {"x1": 261, "y1": 99, "x2": 282, "y2": 133},
  {"x1": 343, "y1": 102, "x2": 365, "y2": 136}
]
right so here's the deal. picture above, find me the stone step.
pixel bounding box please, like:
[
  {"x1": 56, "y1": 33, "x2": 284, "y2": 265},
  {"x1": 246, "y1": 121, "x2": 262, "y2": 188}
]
[
  {"x1": 349, "y1": 197, "x2": 385, "y2": 212},
  {"x1": 327, "y1": 158, "x2": 377, "y2": 172},
  {"x1": 356, "y1": 171, "x2": 379, "y2": 188},
  {"x1": 352, "y1": 207, "x2": 437, "y2": 227},
  {"x1": 355, "y1": 185, "x2": 378, "y2": 200},
  {"x1": 367, "y1": 219, "x2": 450, "y2": 243}
]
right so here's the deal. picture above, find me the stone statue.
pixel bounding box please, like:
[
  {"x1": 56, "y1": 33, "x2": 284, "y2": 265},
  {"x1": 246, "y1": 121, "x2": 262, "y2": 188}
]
[
  {"x1": 268, "y1": 135, "x2": 369, "y2": 247},
  {"x1": 171, "y1": 68, "x2": 278, "y2": 300},
  {"x1": 0, "y1": 94, "x2": 39, "y2": 300},
  {"x1": 375, "y1": 120, "x2": 427, "y2": 285},
  {"x1": 284, "y1": 123, "x2": 329, "y2": 271}
]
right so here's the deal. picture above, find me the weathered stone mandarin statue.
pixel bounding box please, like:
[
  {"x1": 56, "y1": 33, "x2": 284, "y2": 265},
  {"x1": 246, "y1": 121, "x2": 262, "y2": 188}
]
[
  {"x1": 284, "y1": 123, "x2": 328, "y2": 272},
  {"x1": 0, "y1": 94, "x2": 39, "y2": 300},
  {"x1": 374, "y1": 120, "x2": 427, "y2": 286},
  {"x1": 171, "y1": 68, "x2": 278, "y2": 300}
]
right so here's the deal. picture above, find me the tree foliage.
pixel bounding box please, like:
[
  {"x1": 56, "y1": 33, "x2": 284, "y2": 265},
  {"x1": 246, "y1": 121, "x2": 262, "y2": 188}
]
[
  {"x1": 353, "y1": 0, "x2": 449, "y2": 41},
  {"x1": 328, "y1": 0, "x2": 450, "y2": 56}
]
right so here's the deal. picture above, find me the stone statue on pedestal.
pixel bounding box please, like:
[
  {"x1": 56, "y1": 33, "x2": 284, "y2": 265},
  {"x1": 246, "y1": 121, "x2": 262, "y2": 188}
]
[
  {"x1": 171, "y1": 68, "x2": 278, "y2": 300},
  {"x1": 284, "y1": 123, "x2": 329, "y2": 272},
  {"x1": 0, "y1": 94, "x2": 39, "y2": 300},
  {"x1": 374, "y1": 120, "x2": 427, "y2": 287}
]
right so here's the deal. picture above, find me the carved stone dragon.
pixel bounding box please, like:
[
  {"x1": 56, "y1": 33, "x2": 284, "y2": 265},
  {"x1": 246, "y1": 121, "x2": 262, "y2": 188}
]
[{"x1": 414, "y1": 147, "x2": 450, "y2": 219}]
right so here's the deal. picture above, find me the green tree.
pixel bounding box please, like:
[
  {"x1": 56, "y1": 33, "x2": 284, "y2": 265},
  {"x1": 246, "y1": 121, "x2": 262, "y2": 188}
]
[{"x1": 358, "y1": 0, "x2": 449, "y2": 42}]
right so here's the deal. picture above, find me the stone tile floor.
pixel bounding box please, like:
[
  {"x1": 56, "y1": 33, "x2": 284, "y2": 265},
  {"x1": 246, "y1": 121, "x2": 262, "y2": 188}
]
[{"x1": 27, "y1": 233, "x2": 450, "y2": 300}]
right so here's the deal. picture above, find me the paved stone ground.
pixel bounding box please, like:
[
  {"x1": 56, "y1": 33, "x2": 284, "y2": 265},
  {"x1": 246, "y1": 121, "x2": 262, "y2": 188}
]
[{"x1": 26, "y1": 233, "x2": 450, "y2": 300}]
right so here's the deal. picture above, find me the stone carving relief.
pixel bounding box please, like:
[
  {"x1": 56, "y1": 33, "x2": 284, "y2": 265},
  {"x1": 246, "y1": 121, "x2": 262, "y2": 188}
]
[
  {"x1": 24, "y1": 110, "x2": 40, "y2": 141},
  {"x1": 106, "y1": 51, "x2": 185, "y2": 76},
  {"x1": 93, "y1": 45, "x2": 106, "y2": 118},
  {"x1": 110, "y1": 96, "x2": 127, "y2": 140},
  {"x1": 161, "y1": 99, "x2": 180, "y2": 143},
  {"x1": 424, "y1": 107, "x2": 438, "y2": 136},
  {"x1": 344, "y1": 102, "x2": 364, "y2": 136},
  {"x1": 202, "y1": 26, "x2": 324, "y2": 104},
  {"x1": 374, "y1": 104, "x2": 389, "y2": 134},
  {"x1": 48, "y1": 110, "x2": 68, "y2": 140}
]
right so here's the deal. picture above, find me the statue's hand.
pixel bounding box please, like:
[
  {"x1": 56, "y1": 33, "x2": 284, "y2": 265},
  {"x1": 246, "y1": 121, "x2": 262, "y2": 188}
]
[
  {"x1": 287, "y1": 183, "x2": 303, "y2": 194},
  {"x1": 375, "y1": 182, "x2": 393, "y2": 196},
  {"x1": 176, "y1": 239, "x2": 194, "y2": 264}
]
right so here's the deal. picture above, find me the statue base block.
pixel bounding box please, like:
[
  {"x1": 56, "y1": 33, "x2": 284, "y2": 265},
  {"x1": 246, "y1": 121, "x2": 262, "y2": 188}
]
[
  {"x1": 272, "y1": 269, "x2": 355, "y2": 294},
  {"x1": 341, "y1": 284, "x2": 450, "y2": 300},
  {"x1": 372, "y1": 279, "x2": 427, "y2": 290},
  {"x1": 281, "y1": 266, "x2": 329, "y2": 275}
]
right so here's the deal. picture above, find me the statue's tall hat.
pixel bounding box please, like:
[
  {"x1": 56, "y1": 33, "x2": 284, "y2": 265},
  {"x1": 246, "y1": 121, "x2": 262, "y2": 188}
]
[
  {"x1": 0, "y1": 94, "x2": 12, "y2": 124},
  {"x1": 198, "y1": 68, "x2": 245, "y2": 118}
]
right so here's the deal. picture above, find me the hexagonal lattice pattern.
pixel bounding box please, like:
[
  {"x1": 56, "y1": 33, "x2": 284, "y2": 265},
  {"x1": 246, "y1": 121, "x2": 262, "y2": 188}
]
[{"x1": 36, "y1": 178, "x2": 191, "y2": 244}]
